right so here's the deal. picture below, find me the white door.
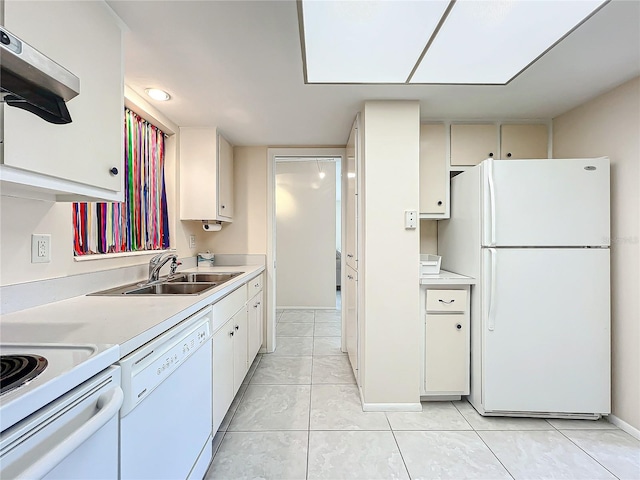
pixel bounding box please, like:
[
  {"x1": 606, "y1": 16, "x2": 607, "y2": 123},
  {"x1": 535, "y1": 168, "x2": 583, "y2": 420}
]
[
  {"x1": 481, "y1": 247, "x2": 610, "y2": 414},
  {"x1": 482, "y1": 158, "x2": 610, "y2": 247}
]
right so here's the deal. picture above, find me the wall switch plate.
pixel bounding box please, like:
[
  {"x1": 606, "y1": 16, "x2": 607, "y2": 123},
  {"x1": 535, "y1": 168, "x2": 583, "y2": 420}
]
[
  {"x1": 31, "y1": 234, "x2": 51, "y2": 263},
  {"x1": 189, "y1": 235, "x2": 196, "y2": 248},
  {"x1": 404, "y1": 210, "x2": 417, "y2": 229}
]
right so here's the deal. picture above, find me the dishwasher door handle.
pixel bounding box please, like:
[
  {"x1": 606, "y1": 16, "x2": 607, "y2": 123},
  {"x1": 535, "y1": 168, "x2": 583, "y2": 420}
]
[{"x1": 19, "y1": 386, "x2": 124, "y2": 480}]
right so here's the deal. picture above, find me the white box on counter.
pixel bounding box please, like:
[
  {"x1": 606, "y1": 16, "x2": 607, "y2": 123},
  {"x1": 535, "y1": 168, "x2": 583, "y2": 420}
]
[{"x1": 420, "y1": 254, "x2": 442, "y2": 275}]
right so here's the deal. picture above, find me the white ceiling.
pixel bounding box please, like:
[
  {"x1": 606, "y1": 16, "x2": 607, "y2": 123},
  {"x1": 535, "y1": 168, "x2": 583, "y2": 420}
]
[{"x1": 107, "y1": 0, "x2": 640, "y2": 146}]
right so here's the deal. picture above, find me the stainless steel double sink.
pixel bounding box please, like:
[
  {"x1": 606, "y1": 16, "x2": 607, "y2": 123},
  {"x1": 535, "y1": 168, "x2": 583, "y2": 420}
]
[{"x1": 90, "y1": 272, "x2": 242, "y2": 296}]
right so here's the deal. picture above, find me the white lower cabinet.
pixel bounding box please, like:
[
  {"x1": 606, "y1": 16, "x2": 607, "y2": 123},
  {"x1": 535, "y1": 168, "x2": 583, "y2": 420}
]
[
  {"x1": 248, "y1": 291, "x2": 264, "y2": 361},
  {"x1": 232, "y1": 307, "x2": 249, "y2": 392},
  {"x1": 421, "y1": 285, "x2": 471, "y2": 398},
  {"x1": 345, "y1": 266, "x2": 358, "y2": 380},
  {"x1": 212, "y1": 318, "x2": 235, "y2": 432},
  {"x1": 211, "y1": 273, "x2": 264, "y2": 432},
  {"x1": 425, "y1": 314, "x2": 467, "y2": 392}
]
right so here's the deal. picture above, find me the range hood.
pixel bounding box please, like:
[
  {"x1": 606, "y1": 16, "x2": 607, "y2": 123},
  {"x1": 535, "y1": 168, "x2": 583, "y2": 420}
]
[{"x1": 0, "y1": 26, "x2": 79, "y2": 124}]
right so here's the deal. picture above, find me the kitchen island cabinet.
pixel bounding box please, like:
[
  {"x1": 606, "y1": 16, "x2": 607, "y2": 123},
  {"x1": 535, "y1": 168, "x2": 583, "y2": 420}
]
[{"x1": 1, "y1": 0, "x2": 124, "y2": 202}]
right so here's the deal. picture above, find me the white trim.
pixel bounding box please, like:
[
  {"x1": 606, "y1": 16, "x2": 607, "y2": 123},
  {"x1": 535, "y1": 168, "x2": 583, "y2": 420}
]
[
  {"x1": 362, "y1": 402, "x2": 423, "y2": 412},
  {"x1": 607, "y1": 414, "x2": 640, "y2": 440},
  {"x1": 267, "y1": 147, "x2": 346, "y2": 356},
  {"x1": 73, "y1": 248, "x2": 175, "y2": 262},
  {"x1": 0, "y1": 166, "x2": 123, "y2": 203},
  {"x1": 278, "y1": 306, "x2": 335, "y2": 310}
]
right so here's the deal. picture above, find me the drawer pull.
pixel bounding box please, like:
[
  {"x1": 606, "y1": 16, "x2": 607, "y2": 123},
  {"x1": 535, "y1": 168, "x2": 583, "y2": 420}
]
[
  {"x1": 438, "y1": 299, "x2": 455, "y2": 305},
  {"x1": 456, "y1": 324, "x2": 462, "y2": 330}
]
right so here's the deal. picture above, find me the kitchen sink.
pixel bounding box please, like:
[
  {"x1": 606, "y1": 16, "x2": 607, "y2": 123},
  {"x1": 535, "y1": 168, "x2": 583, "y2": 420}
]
[
  {"x1": 124, "y1": 282, "x2": 216, "y2": 295},
  {"x1": 167, "y1": 272, "x2": 241, "y2": 283},
  {"x1": 89, "y1": 271, "x2": 242, "y2": 296}
]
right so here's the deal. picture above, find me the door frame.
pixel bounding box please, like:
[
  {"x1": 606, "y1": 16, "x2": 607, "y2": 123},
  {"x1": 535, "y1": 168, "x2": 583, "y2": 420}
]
[{"x1": 266, "y1": 147, "x2": 346, "y2": 353}]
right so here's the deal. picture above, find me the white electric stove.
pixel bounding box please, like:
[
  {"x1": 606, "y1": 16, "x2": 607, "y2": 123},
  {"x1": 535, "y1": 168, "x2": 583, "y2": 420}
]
[{"x1": 0, "y1": 343, "x2": 119, "y2": 432}]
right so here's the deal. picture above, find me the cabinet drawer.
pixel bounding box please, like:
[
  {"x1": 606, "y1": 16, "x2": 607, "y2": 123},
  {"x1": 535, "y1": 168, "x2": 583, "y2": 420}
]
[
  {"x1": 426, "y1": 289, "x2": 467, "y2": 313},
  {"x1": 247, "y1": 273, "x2": 264, "y2": 298},
  {"x1": 212, "y1": 285, "x2": 247, "y2": 331}
]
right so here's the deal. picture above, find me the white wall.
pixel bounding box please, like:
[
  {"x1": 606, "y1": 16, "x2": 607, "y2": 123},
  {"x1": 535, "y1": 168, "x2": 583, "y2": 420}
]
[
  {"x1": 275, "y1": 160, "x2": 336, "y2": 308},
  {"x1": 199, "y1": 146, "x2": 268, "y2": 255},
  {"x1": 420, "y1": 220, "x2": 438, "y2": 254},
  {"x1": 361, "y1": 101, "x2": 421, "y2": 406},
  {"x1": 553, "y1": 76, "x2": 640, "y2": 430},
  {"x1": 0, "y1": 87, "x2": 201, "y2": 286}
]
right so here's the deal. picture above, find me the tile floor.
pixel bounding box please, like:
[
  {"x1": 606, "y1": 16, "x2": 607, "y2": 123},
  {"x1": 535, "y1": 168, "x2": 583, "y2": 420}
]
[{"x1": 206, "y1": 298, "x2": 640, "y2": 480}]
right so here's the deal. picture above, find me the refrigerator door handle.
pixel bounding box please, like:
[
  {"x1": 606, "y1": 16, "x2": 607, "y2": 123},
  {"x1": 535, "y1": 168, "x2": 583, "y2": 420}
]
[
  {"x1": 488, "y1": 248, "x2": 497, "y2": 331},
  {"x1": 487, "y1": 159, "x2": 496, "y2": 246}
]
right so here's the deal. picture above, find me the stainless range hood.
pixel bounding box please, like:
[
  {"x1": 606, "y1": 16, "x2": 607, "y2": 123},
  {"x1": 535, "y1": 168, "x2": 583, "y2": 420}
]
[{"x1": 0, "y1": 26, "x2": 79, "y2": 124}]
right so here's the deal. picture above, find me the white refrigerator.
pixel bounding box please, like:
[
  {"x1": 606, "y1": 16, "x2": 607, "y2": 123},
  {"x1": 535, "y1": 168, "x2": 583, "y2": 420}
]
[{"x1": 438, "y1": 158, "x2": 611, "y2": 418}]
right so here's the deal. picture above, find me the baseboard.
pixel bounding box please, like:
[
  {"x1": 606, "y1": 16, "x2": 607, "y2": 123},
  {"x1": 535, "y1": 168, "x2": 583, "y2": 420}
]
[
  {"x1": 357, "y1": 385, "x2": 422, "y2": 412},
  {"x1": 608, "y1": 414, "x2": 640, "y2": 440}
]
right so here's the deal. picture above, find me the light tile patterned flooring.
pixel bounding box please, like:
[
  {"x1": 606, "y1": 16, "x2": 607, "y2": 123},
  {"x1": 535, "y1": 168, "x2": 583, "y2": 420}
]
[{"x1": 206, "y1": 299, "x2": 640, "y2": 480}]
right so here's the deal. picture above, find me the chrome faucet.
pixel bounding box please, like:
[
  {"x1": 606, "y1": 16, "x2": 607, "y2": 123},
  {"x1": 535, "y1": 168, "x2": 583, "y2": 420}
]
[{"x1": 148, "y1": 252, "x2": 180, "y2": 283}]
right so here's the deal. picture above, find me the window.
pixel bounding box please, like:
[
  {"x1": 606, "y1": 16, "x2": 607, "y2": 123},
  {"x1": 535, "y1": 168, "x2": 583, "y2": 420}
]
[{"x1": 73, "y1": 109, "x2": 170, "y2": 256}]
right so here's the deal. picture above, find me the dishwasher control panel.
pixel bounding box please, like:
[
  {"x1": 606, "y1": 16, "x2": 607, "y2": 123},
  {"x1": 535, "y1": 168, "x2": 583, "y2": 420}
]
[{"x1": 118, "y1": 307, "x2": 213, "y2": 417}]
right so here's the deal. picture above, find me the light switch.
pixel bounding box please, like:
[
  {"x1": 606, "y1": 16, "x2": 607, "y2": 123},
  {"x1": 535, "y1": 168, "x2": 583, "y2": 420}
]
[
  {"x1": 405, "y1": 210, "x2": 417, "y2": 229},
  {"x1": 189, "y1": 235, "x2": 196, "y2": 248}
]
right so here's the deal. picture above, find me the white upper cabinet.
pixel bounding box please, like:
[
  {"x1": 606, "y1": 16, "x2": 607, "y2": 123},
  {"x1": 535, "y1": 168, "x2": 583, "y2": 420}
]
[
  {"x1": 500, "y1": 124, "x2": 549, "y2": 159},
  {"x1": 450, "y1": 124, "x2": 498, "y2": 167},
  {"x1": 419, "y1": 123, "x2": 448, "y2": 217},
  {"x1": 179, "y1": 128, "x2": 234, "y2": 222},
  {"x1": 1, "y1": 0, "x2": 124, "y2": 202}
]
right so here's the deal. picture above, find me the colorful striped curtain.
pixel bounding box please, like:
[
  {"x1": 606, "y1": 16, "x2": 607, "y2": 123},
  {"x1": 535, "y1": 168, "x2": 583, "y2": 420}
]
[{"x1": 73, "y1": 109, "x2": 170, "y2": 255}]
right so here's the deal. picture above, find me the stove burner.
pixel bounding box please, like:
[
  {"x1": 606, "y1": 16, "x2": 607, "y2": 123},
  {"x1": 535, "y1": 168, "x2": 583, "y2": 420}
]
[{"x1": 0, "y1": 355, "x2": 48, "y2": 395}]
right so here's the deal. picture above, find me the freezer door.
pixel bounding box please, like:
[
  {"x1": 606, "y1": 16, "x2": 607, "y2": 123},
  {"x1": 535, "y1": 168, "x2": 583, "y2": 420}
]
[
  {"x1": 482, "y1": 158, "x2": 610, "y2": 247},
  {"x1": 481, "y1": 248, "x2": 610, "y2": 414}
]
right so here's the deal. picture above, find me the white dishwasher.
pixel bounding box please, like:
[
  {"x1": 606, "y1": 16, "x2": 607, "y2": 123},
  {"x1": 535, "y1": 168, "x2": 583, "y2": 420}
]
[{"x1": 119, "y1": 306, "x2": 213, "y2": 480}]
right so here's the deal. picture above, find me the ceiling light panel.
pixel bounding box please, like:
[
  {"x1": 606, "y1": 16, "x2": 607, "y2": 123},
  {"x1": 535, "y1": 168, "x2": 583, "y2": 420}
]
[
  {"x1": 301, "y1": 0, "x2": 450, "y2": 83},
  {"x1": 410, "y1": 0, "x2": 607, "y2": 84}
]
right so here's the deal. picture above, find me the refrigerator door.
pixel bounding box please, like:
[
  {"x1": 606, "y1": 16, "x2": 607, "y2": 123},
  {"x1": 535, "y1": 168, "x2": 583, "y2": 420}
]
[
  {"x1": 481, "y1": 247, "x2": 610, "y2": 414},
  {"x1": 481, "y1": 158, "x2": 610, "y2": 247}
]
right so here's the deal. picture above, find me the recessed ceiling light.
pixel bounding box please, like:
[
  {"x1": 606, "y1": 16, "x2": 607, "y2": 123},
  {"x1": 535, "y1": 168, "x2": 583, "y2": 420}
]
[
  {"x1": 300, "y1": 0, "x2": 450, "y2": 83},
  {"x1": 410, "y1": 0, "x2": 607, "y2": 84},
  {"x1": 145, "y1": 88, "x2": 171, "y2": 101}
]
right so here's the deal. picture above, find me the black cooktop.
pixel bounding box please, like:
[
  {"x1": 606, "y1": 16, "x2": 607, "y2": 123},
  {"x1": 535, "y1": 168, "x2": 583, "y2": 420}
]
[{"x1": 0, "y1": 355, "x2": 48, "y2": 395}]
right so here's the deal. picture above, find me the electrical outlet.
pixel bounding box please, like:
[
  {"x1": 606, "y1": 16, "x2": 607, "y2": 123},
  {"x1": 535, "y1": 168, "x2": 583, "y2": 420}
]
[
  {"x1": 404, "y1": 210, "x2": 417, "y2": 229},
  {"x1": 31, "y1": 234, "x2": 51, "y2": 263},
  {"x1": 189, "y1": 235, "x2": 196, "y2": 249}
]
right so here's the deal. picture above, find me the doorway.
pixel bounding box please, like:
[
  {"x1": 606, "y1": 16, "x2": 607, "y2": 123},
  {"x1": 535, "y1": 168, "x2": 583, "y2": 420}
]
[{"x1": 265, "y1": 148, "x2": 346, "y2": 354}]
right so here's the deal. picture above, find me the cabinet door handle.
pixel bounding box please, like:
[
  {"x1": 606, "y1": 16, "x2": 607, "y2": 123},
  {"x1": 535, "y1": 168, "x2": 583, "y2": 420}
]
[
  {"x1": 456, "y1": 324, "x2": 462, "y2": 330},
  {"x1": 256, "y1": 301, "x2": 261, "y2": 306},
  {"x1": 347, "y1": 275, "x2": 354, "y2": 280},
  {"x1": 507, "y1": 152, "x2": 512, "y2": 158},
  {"x1": 438, "y1": 299, "x2": 455, "y2": 305},
  {"x1": 437, "y1": 200, "x2": 443, "y2": 206},
  {"x1": 347, "y1": 254, "x2": 353, "y2": 258},
  {"x1": 221, "y1": 205, "x2": 226, "y2": 209},
  {"x1": 235, "y1": 325, "x2": 239, "y2": 330},
  {"x1": 229, "y1": 331, "x2": 234, "y2": 337},
  {"x1": 255, "y1": 283, "x2": 260, "y2": 287},
  {"x1": 110, "y1": 167, "x2": 119, "y2": 175},
  {"x1": 488, "y1": 152, "x2": 494, "y2": 157}
]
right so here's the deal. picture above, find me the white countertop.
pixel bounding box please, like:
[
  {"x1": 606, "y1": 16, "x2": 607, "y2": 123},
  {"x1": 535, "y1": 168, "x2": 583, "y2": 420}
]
[
  {"x1": 0, "y1": 265, "x2": 264, "y2": 358},
  {"x1": 420, "y1": 270, "x2": 476, "y2": 285}
]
